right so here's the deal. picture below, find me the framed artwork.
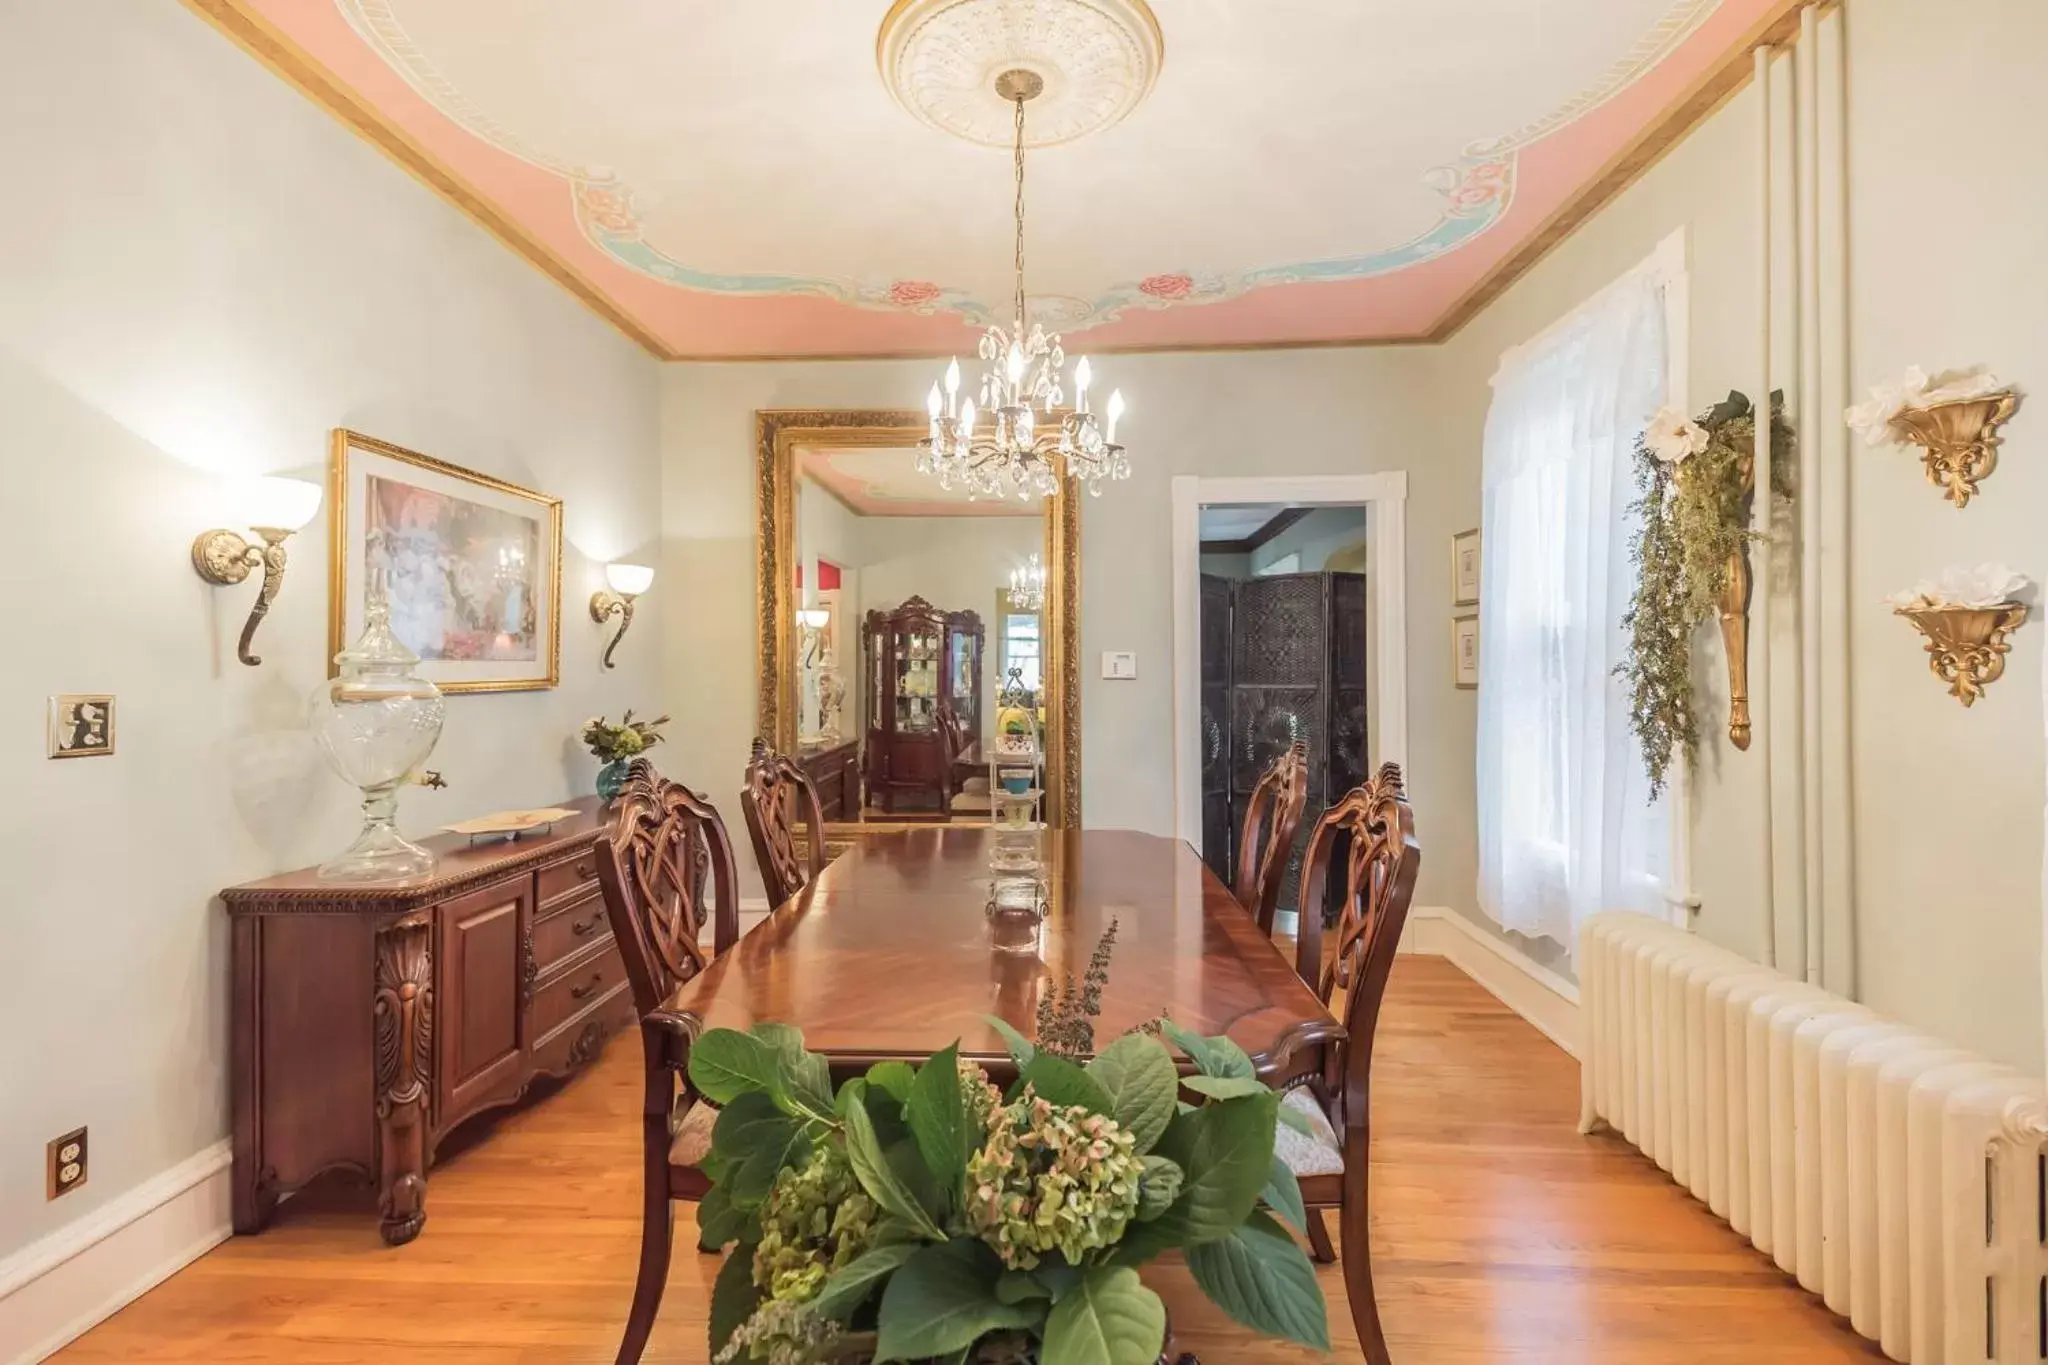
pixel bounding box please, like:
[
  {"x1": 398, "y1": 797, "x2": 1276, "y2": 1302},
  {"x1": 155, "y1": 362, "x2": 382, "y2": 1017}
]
[
  {"x1": 1451, "y1": 528, "x2": 1482, "y2": 606},
  {"x1": 329, "y1": 429, "x2": 562, "y2": 693},
  {"x1": 1452, "y1": 615, "x2": 1480, "y2": 690},
  {"x1": 48, "y1": 695, "x2": 115, "y2": 758}
]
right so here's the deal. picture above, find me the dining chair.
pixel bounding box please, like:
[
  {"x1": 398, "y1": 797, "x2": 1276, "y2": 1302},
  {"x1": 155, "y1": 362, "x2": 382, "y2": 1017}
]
[
  {"x1": 1233, "y1": 739, "x2": 1310, "y2": 933},
  {"x1": 1271, "y1": 761, "x2": 1420, "y2": 1365},
  {"x1": 740, "y1": 736, "x2": 828, "y2": 905},
  {"x1": 592, "y1": 758, "x2": 741, "y2": 1365}
]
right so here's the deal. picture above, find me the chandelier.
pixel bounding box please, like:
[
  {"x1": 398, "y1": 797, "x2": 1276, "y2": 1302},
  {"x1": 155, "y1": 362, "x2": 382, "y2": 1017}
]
[
  {"x1": 1008, "y1": 553, "x2": 1048, "y2": 611},
  {"x1": 919, "y1": 69, "x2": 1128, "y2": 501}
]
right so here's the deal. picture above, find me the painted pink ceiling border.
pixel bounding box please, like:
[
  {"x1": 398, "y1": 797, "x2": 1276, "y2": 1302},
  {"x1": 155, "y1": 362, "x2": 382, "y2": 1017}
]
[{"x1": 221, "y1": 0, "x2": 1787, "y2": 358}]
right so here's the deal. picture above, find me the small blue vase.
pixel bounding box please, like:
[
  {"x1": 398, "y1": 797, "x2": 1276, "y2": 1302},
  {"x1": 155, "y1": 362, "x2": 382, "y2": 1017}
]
[{"x1": 596, "y1": 758, "x2": 629, "y2": 803}]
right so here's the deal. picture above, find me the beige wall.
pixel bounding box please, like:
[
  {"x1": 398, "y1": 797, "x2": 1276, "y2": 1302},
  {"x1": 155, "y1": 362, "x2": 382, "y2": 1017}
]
[
  {"x1": 659, "y1": 347, "x2": 1477, "y2": 912},
  {"x1": 1436, "y1": 0, "x2": 2048, "y2": 1069},
  {"x1": 0, "y1": 0, "x2": 662, "y2": 1270}
]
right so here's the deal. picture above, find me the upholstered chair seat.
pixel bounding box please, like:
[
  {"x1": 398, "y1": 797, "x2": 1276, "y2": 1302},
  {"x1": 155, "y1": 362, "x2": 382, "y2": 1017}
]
[{"x1": 1275, "y1": 1087, "x2": 1346, "y2": 1178}]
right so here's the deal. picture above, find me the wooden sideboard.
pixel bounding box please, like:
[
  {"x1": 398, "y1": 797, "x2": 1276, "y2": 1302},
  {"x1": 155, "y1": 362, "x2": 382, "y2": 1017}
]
[
  {"x1": 223, "y1": 797, "x2": 634, "y2": 1245},
  {"x1": 797, "y1": 737, "x2": 861, "y2": 820}
]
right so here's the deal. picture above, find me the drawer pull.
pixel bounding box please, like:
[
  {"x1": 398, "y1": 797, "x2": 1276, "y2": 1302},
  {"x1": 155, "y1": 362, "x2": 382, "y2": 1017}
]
[
  {"x1": 572, "y1": 912, "x2": 604, "y2": 937},
  {"x1": 569, "y1": 972, "x2": 604, "y2": 1001},
  {"x1": 575, "y1": 859, "x2": 596, "y2": 882}
]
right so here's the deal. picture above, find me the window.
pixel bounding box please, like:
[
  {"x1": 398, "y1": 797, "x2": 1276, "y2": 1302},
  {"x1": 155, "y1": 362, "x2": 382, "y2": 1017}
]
[
  {"x1": 1475, "y1": 238, "x2": 1681, "y2": 947},
  {"x1": 997, "y1": 596, "x2": 1042, "y2": 698}
]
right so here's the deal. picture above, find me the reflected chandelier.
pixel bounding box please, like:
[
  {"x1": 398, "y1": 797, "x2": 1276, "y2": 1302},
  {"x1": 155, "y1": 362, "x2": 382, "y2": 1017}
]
[
  {"x1": 1009, "y1": 553, "x2": 1047, "y2": 611},
  {"x1": 919, "y1": 69, "x2": 1129, "y2": 501}
]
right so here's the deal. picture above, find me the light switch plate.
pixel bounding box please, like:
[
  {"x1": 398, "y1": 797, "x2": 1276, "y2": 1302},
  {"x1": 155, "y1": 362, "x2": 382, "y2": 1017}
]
[{"x1": 1101, "y1": 651, "x2": 1138, "y2": 680}]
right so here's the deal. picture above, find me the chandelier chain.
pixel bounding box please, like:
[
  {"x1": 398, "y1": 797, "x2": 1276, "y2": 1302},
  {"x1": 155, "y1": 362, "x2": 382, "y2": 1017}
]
[{"x1": 1011, "y1": 94, "x2": 1027, "y2": 331}]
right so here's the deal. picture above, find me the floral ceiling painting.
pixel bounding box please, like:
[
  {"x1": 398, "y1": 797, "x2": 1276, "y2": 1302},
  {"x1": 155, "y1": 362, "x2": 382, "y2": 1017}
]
[{"x1": 200, "y1": 0, "x2": 1799, "y2": 358}]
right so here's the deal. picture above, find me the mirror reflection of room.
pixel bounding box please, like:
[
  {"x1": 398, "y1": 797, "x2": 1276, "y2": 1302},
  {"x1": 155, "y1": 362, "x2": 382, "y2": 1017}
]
[{"x1": 792, "y1": 443, "x2": 1044, "y2": 824}]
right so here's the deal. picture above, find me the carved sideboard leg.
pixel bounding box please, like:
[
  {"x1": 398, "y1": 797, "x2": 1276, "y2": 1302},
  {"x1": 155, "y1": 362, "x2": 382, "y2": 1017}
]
[{"x1": 373, "y1": 914, "x2": 434, "y2": 1246}]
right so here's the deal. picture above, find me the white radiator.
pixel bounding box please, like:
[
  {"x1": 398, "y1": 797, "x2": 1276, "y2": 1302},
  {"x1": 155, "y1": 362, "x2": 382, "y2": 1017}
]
[{"x1": 1579, "y1": 912, "x2": 2048, "y2": 1363}]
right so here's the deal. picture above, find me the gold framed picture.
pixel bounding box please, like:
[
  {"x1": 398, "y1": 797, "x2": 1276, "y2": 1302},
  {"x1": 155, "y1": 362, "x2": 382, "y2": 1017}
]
[
  {"x1": 1452, "y1": 615, "x2": 1480, "y2": 690},
  {"x1": 48, "y1": 695, "x2": 115, "y2": 758},
  {"x1": 1451, "y1": 528, "x2": 1481, "y2": 607},
  {"x1": 329, "y1": 429, "x2": 562, "y2": 693}
]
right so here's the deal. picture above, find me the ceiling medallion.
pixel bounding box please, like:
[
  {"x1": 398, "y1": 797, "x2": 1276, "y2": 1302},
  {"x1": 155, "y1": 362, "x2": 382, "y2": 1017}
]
[
  {"x1": 877, "y1": 0, "x2": 1164, "y2": 149},
  {"x1": 917, "y1": 72, "x2": 1129, "y2": 501}
]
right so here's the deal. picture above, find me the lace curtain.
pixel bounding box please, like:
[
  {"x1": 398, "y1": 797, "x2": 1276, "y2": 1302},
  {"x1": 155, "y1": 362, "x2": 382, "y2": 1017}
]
[{"x1": 1476, "y1": 266, "x2": 1673, "y2": 947}]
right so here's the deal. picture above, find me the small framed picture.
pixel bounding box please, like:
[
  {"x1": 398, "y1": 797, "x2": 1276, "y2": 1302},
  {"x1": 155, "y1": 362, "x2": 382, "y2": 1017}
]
[
  {"x1": 1451, "y1": 528, "x2": 1482, "y2": 607},
  {"x1": 48, "y1": 695, "x2": 115, "y2": 758},
  {"x1": 1452, "y1": 616, "x2": 1480, "y2": 690}
]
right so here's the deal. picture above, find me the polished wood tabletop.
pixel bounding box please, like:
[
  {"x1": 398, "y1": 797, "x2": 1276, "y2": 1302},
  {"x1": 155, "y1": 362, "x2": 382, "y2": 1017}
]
[{"x1": 673, "y1": 827, "x2": 1340, "y2": 1072}]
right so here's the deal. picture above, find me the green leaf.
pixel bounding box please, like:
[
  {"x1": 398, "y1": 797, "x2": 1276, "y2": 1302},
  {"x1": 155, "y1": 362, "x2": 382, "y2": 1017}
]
[
  {"x1": 1259, "y1": 1154, "x2": 1307, "y2": 1235},
  {"x1": 995, "y1": 1268, "x2": 1053, "y2": 1305},
  {"x1": 1276, "y1": 1100, "x2": 1316, "y2": 1137},
  {"x1": 710, "y1": 1091, "x2": 787, "y2": 1160},
  {"x1": 908, "y1": 1044, "x2": 972, "y2": 1203},
  {"x1": 840, "y1": 1083, "x2": 946, "y2": 1241},
  {"x1": 688, "y1": 1028, "x2": 779, "y2": 1103},
  {"x1": 747, "y1": 1020, "x2": 807, "y2": 1057},
  {"x1": 873, "y1": 1240, "x2": 1039, "y2": 1362},
  {"x1": 1148, "y1": 1092, "x2": 1279, "y2": 1246},
  {"x1": 1158, "y1": 1020, "x2": 1255, "y2": 1080},
  {"x1": 810, "y1": 1242, "x2": 920, "y2": 1322},
  {"x1": 1016, "y1": 1052, "x2": 1115, "y2": 1116},
  {"x1": 1180, "y1": 1074, "x2": 1268, "y2": 1103},
  {"x1": 722, "y1": 1118, "x2": 809, "y2": 1209},
  {"x1": 1183, "y1": 1208, "x2": 1330, "y2": 1351},
  {"x1": 984, "y1": 1014, "x2": 1037, "y2": 1069},
  {"x1": 695, "y1": 1181, "x2": 747, "y2": 1249},
  {"x1": 867, "y1": 1060, "x2": 917, "y2": 1104},
  {"x1": 1084, "y1": 1033, "x2": 1179, "y2": 1154},
  {"x1": 708, "y1": 1247, "x2": 759, "y2": 1358},
  {"x1": 774, "y1": 1046, "x2": 837, "y2": 1124},
  {"x1": 1040, "y1": 1265, "x2": 1167, "y2": 1365},
  {"x1": 1134, "y1": 1155, "x2": 1183, "y2": 1222}
]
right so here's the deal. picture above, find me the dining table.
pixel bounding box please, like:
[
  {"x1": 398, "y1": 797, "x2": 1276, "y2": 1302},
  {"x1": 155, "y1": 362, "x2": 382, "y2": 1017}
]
[{"x1": 670, "y1": 825, "x2": 1342, "y2": 1077}]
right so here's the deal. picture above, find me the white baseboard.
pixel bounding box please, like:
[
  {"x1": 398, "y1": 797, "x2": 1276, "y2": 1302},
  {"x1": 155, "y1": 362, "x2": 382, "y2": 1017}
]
[
  {"x1": 0, "y1": 1139, "x2": 233, "y2": 1365},
  {"x1": 1400, "y1": 906, "x2": 1580, "y2": 1059}
]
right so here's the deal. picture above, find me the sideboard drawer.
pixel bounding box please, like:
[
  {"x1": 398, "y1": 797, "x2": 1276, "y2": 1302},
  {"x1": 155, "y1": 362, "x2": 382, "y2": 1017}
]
[
  {"x1": 532, "y1": 891, "x2": 611, "y2": 974},
  {"x1": 537, "y1": 851, "x2": 601, "y2": 908},
  {"x1": 530, "y1": 941, "x2": 624, "y2": 1042}
]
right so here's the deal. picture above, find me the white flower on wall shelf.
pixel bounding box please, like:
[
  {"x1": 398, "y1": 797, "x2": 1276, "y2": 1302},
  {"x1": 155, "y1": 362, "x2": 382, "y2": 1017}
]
[
  {"x1": 1885, "y1": 563, "x2": 2029, "y2": 612},
  {"x1": 1642, "y1": 406, "x2": 1709, "y2": 465},
  {"x1": 1845, "y1": 365, "x2": 2012, "y2": 447}
]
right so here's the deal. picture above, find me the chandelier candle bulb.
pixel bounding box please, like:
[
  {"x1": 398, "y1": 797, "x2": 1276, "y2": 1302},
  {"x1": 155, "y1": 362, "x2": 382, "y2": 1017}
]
[{"x1": 1108, "y1": 389, "x2": 1126, "y2": 444}]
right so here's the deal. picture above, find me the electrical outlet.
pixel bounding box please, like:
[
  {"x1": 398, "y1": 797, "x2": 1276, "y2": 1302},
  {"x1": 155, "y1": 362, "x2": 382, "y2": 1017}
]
[{"x1": 47, "y1": 1127, "x2": 87, "y2": 1200}]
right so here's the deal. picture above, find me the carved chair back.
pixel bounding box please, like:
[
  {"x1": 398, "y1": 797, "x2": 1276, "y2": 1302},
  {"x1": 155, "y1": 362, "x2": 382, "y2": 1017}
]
[
  {"x1": 595, "y1": 758, "x2": 740, "y2": 1017},
  {"x1": 741, "y1": 736, "x2": 828, "y2": 907},
  {"x1": 1233, "y1": 740, "x2": 1310, "y2": 934},
  {"x1": 1292, "y1": 762, "x2": 1421, "y2": 1136}
]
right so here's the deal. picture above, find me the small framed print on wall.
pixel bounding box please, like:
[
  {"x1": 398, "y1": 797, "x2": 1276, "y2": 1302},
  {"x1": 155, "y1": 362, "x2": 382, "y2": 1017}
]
[
  {"x1": 1451, "y1": 528, "x2": 1481, "y2": 607},
  {"x1": 48, "y1": 695, "x2": 115, "y2": 758},
  {"x1": 1452, "y1": 615, "x2": 1480, "y2": 690},
  {"x1": 329, "y1": 430, "x2": 563, "y2": 694}
]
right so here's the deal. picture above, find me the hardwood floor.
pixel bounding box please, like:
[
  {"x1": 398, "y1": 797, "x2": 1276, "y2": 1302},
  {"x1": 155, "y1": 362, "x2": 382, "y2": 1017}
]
[{"x1": 54, "y1": 957, "x2": 1882, "y2": 1363}]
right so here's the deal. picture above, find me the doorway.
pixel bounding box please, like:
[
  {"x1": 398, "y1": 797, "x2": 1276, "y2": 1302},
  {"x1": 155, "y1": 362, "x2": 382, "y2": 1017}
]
[{"x1": 1169, "y1": 473, "x2": 1410, "y2": 875}]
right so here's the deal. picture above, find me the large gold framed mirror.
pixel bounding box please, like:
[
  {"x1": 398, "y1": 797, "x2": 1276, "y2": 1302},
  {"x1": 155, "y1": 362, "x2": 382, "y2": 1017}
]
[{"x1": 754, "y1": 409, "x2": 1080, "y2": 832}]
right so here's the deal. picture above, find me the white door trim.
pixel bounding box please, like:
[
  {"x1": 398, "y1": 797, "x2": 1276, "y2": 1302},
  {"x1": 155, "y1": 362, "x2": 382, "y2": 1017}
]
[{"x1": 1170, "y1": 472, "x2": 1409, "y2": 851}]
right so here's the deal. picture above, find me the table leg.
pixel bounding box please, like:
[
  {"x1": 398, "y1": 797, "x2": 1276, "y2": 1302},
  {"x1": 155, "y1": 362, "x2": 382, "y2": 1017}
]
[{"x1": 373, "y1": 914, "x2": 433, "y2": 1246}]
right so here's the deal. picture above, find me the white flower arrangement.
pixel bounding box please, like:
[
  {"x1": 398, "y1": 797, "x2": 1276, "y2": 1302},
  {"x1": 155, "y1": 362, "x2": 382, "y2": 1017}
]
[
  {"x1": 1886, "y1": 563, "x2": 2029, "y2": 613},
  {"x1": 1643, "y1": 406, "x2": 1710, "y2": 465},
  {"x1": 1845, "y1": 365, "x2": 2012, "y2": 448}
]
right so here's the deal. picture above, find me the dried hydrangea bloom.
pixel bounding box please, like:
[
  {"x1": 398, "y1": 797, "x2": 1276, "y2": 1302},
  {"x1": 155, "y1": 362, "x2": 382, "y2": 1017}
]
[
  {"x1": 751, "y1": 1144, "x2": 877, "y2": 1304},
  {"x1": 965, "y1": 1088, "x2": 1143, "y2": 1269}
]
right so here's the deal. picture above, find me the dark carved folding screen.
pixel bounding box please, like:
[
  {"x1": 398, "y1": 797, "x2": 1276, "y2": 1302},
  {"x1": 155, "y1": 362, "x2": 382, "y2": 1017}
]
[{"x1": 1198, "y1": 571, "x2": 1370, "y2": 919}]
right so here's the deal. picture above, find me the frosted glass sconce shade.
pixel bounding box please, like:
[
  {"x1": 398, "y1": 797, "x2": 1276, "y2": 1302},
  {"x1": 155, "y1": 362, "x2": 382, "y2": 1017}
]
[{"x1": 591, "y1": 562, "x2": 654, "y2": 669}]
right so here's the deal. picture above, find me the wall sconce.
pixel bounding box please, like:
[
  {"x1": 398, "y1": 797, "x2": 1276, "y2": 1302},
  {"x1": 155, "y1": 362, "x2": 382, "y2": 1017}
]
[
  {"x1": 191, "y1": 476, "x2": 323, "y2": 666},
  {"x1": 1889, "y1": 565, "x2": 2029, "y2": 706},
  {"x1": 590, "y1": 563, "x2": 654, "y2": 669}
]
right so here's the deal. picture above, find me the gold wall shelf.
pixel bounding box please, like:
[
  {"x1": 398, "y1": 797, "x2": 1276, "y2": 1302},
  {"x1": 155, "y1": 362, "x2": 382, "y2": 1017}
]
[
  {"x1": 1890, "y1": 392, "x2": 2019, "y2": 509},
  {"x1": 1896, "y1": 603, "x2": 2027, "y2": 706}
]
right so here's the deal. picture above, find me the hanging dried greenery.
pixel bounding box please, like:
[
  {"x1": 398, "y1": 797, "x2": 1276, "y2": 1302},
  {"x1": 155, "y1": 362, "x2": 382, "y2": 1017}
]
[{"x1": 1617, "y1": 391, "x2": 1795, "y2": 798}]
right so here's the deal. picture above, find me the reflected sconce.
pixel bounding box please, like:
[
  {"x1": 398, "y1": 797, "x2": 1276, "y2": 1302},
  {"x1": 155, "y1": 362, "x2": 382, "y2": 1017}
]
[
  {"x1": 795, "y1": 607, "x2": 831, "y2": 667},
  {"x1": 590, "y1": 563, "x2": 654, "y2": 669},
  {"x1": 191, "y1": 476, "x2": 324, "y2": 666}
]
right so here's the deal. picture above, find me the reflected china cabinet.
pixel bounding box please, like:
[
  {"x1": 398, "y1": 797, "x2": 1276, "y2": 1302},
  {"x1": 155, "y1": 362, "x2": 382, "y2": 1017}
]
[{"x1": 863, "y1": 595, "x2": 983, "y2": 817}]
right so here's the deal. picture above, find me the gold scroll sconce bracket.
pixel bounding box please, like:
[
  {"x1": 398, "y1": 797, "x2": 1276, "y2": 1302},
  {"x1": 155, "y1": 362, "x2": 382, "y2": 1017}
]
[
  {"x1": 1890, "y1": 391, "x2": 2019, "y2": 508},
  {"x1": 1896, "y1": 603, "x2": 2027, "y2": 707},
  {"x1": 190, "y1": 477, "x2": 322, "y2": 667},
  {"x1": 590, "y1": 562, "x2": 653, "y2": 669}
]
